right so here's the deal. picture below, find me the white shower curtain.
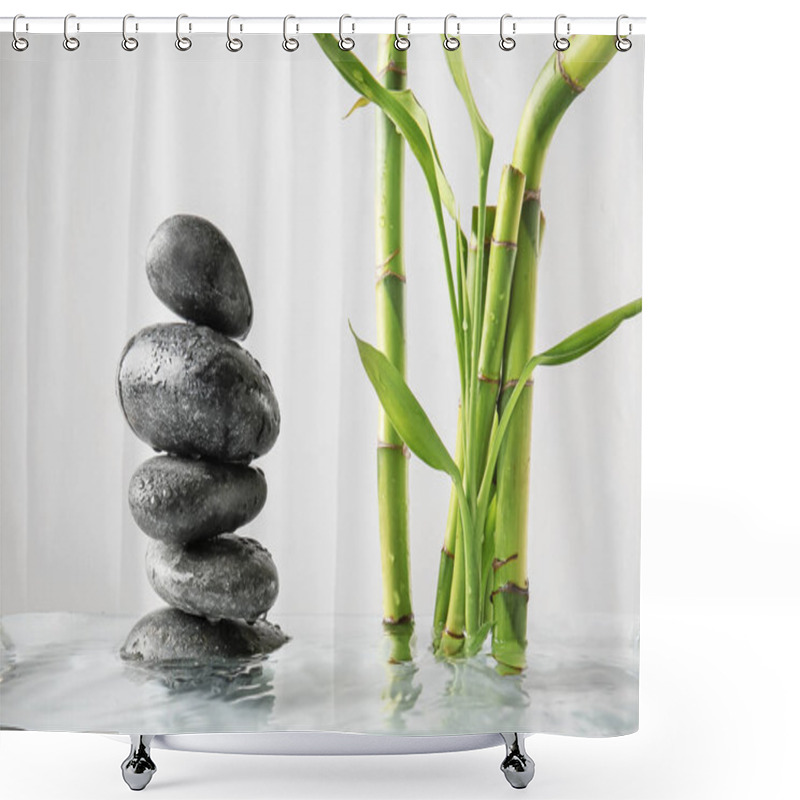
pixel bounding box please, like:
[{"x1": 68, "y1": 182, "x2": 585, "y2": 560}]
[{"x1": 1, "y1": 30, "x2": 643, "y2": 736}]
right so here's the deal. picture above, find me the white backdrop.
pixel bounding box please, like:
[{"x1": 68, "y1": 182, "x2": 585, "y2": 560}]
[{"x1": 0, "y1": 33, "x2": 642, "y2": 638}]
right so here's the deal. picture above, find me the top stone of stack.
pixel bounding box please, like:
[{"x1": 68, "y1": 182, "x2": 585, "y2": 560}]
[{"x1": 146, "y1": 214, "x2": 253, "y2": 340}]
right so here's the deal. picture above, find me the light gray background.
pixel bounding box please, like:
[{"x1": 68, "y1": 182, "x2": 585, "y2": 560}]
[{"x1": 0, "y1": 34, "x2": 642, "y2": 648}]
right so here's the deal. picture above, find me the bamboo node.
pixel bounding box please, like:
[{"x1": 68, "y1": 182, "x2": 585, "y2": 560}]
[
  {"x1": 523, "y1": 189, "x2": 541, "y2": 202},
  {"x1": 443, "y1": 627, "x2": 465, "y2": 640},
  {"x1": 490, "y1": 237, "x2": 518, "y2": 250},
  {"x1": 477, "y1": 372, "x2": 501, "y2": 385},
  {"x1": 490, "y1": 581, "x2": 530, "y2": 600},
  {"x1": 441, "y1": 545, "x2": 455, "y2": 560},
  {"x1": 501, "y1": 377, "x2": 534, "y2": 392},
  {"x1": 383, "y1": 613, "x2": 414, "y2": 626},
  {"x1": 379, "y1": 61, "x2": 408, "y2": 77},
  {"x1": 492, "y1": 553, "x2": 519, "y2": 571},
  {"x1": 377, "y1": 440, "x2": 409, "y2": 459},
  {"x1": 557, "y1": 51, "x2": 585, "y2": 94}
]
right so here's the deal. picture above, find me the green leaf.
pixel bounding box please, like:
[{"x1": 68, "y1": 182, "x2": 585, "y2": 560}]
[
  {"x1": 443, "y1": 42, "x2": 494, "y2": 185},
  {"x1": 350, "y1": 324, "x2": 460, "y2": 482},
  {"x1": 475, "y1": 297, "x2": 642, "y2": 533},
  {"x1": 315, "y1": 34, "x2": 457, "y2": 220},
  {"x1": 343, "y1": 95, "x2": 370, "y2": 119},
  {"x1": 316, "y1": 34, "x2": 464, "y2": 397}
]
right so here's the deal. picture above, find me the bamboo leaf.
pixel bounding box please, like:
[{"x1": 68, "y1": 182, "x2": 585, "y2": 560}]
[
  {"x1": 315, "y1": 34, "x2": 457, "y2": 220},
  {"x1": 316, "y1": 33, "x2": 465, "y2": 398},
  {"x1": 343, "y1": 95, "x2": 370, "y2": 119},
  {"x1": 443, "y1": 42, "x2": 494, "y2": 182},
  {"x1": 535, "y1": 297, "x2": 642, "y2": 366},
  {"x1": 350, "y1": 324, "x2": 460, "y2": 482},
  {"x1": 476, "y1": 297, "x2": 642, "y2": 533}
]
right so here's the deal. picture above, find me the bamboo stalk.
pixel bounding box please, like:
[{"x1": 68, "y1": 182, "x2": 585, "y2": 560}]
[
  {"x1": 465, "y1": 165, "x2": 526, "y2": 502},
  {"x1": 433, "y1": 207, "x2": 495, "y2": 648},
  {"x1": 491, "y1": 35, "x2": 619, "y2": 672},
  {"x1": 439, "y1": 167, "x2": 525, "y2": 656},
  {"x1": 375, "y1": 36, "x2": 413, "y2": 645}
]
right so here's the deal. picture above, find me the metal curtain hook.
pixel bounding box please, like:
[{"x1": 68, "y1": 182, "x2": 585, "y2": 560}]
[
  {"x1": 616, "y1": 14, "x2": 632, "y2": 51},
  {"x1": 499, "y1": 14, "x2": 516, "y2": 51},
  {"x1": 227, "y1": 15, "x2": 243, "y2": 51},
  {"x1": 443, "y1": 14, "x2": 460, "y2": 51},
  {"x1": 554, "y1": 14, "x2": 570, "y2": 51},
  {"x1": 338, "y1": 14, "x2": 355, "y2": 50},
  {"x1": 394, "y1": 14, "x2": 410, "y2": 51},
  {"x1": 175, "y1": 14, "x2": 192, "y2": 51},
  {"x1": 63, "y1": 13, "x2": 80, "y2": 51},
  {"x1": 12, "y1": 14, "x2": 29, "y2": 52},
  {"x1": 283, "y1": 15, "x2": 299, "y2": 51},
  {"x1": 122, "y1": 14, "x2": 138, "y2": 51}
]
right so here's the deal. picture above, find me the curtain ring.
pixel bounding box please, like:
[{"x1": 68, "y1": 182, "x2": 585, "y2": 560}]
[
  {"x1": 443, "y1": 14, "x2": 460, "y2": 51},
  {"x1": 282, "y1": 15, "x2": 299, "y2": 51},
  {"x1": 175, "y1": 14, "x2": 192, "y2": 51},
  {"x1": 553, "y1": 14, "x2": 570, "y2": 51},
  {"x1": 12, "y1": 14, "x2": 29, "y2": 52},
  {"x1": 394, "y1": 14, "x2": 410, "y2": 51},
  {"x1": 616, "y1": 15, "x2": 632, "y2": 51},
  {"x1": 63, "y1": 13, "x2": 80, "y2": 51},
  {"x1": 338, "y1": 14, "x2": 355, "y2": 50},
  {"x1": 121, "y1": 14, "x2": 138, "y2": 51},
  {"x1": 226, "y1": 15, "x2": 243, "y2": 52},
  {"x1": 499, "y1": 14, "x2": 515, "y2": 51}
]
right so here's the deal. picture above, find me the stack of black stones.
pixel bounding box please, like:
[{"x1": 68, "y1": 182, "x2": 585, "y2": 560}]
[{"x1": 118, "y1": 214, "x2": 288, "y2": 664}]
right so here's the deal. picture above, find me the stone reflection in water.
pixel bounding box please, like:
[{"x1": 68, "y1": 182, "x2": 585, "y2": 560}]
[
  {"x1": 381, "y1": 621, "x2": 422, "y2": 729},
  {"x1": 119, "y1": 607, "x2": 286, "y2": 706}
]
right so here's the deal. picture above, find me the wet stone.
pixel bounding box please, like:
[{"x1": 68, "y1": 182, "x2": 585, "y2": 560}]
[
  {"x1": 146, "y1": 214, "x2": 253, "y2": 339},
  {"x1": 129, "y1": 456, "x2": 267, "y2": 545},
  {"x1": 117, "y1": 322, "x2": 280, "y2": 464},
  {"x1": 119, "y1": 607, "x2": 288, "y2": 664},
  {"x1": 145, "y1": 534, "x2": 279, "y2": 622}
]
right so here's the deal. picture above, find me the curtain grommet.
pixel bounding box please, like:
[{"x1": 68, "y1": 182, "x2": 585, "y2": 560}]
[
  {"x1": 616, "y1": 15, "x2": 633, "y2": 51},
  {"x1": 175, "y1": 14, "x2": 192, "y2": 51},
  {"x1": 338, "y1": 14, "x2": 355, "y2": 51},
  {"x1": 226, "y1": 15, "x2": 243, "y2": 52},
  {"x1": 282, "y1": 15, "x2": 299, "y2": 52},
  {"x1": 394, "y1": 15, "x2": 410, "y2": 51},
  {"x1": 554, "y1": 14, "x2": 570, "y2": 51},
  {"x1": 443, "y1": 14, "x2": 460, "y2": 51},
  {"x1": 499, "y1": 14, "x2": 516, "y2": 51},
  {"x1": 63, "y1": 13, "x2": 80, "y2": 51},
  {"x1": 121, "y1": 14, "x2": 138, "y2": 51},
  {"x1": 12, "y1": 14, "x2": 29, "y2": 52}
]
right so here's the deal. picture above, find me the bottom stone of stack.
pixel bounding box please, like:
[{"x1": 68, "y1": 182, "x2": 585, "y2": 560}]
[{"x1": 119, "y1": 606, "x2": 289, "y2": 664}]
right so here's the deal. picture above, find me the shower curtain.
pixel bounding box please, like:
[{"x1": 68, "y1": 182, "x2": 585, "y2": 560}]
[{"x1": 0, "y1": 28, "x2": 644, "y2": 737}]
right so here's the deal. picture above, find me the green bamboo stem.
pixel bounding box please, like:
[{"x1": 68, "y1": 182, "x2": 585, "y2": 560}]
[
  {"x1": 491, "y1": 35, "x2": 619, "y2": 672},
  {"x1": 433, "y1": 208, "x2": 495, "y2": 647},
  {"x1": 465, "y1": 165, "x2": 526, "y2": 503},
  {"x1": 375, "y1": 36, "x2": 412, "y2": 641},
  {"x1": 432, "y1": 404, "x2": 462, "y2": 648}
]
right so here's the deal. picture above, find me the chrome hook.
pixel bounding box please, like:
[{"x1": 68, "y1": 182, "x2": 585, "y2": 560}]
[
  {"x1": 616, "y1": 15, "x2": 632, "y2": 51},
  {"x1": 443, "y1": 14, "x2": 460, "y2": 51},
  {"x1": 122, "y1": 14, "x2": 138, "y2": 51},
  {"x1": 499, "y1": 14, "x2": 516, "y2": 51},
  {"x1": 12, "y1": 14, "x2": 28, "y2": 52},
  {"x1": 554, "y1": 14, "x2": 570, "y2": 51},
  {"x1": 394, "y1": 14, "x2": 410, "y2": 51},
  {"x1": 226, "y1": 15, "x2": 243, "y2": 52},
  {"x1": 282, "y1": 15, "x2": 299, "y2": 52},
  {"x1": 63, "y1": 13, "x2": 80, "y2": 51},
  {"x1": 175, "y1": 14, "x2": 192, "y2": 51},
  {"x1": 338, "y1": 14, "x2": 355, "y2": 50}
]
